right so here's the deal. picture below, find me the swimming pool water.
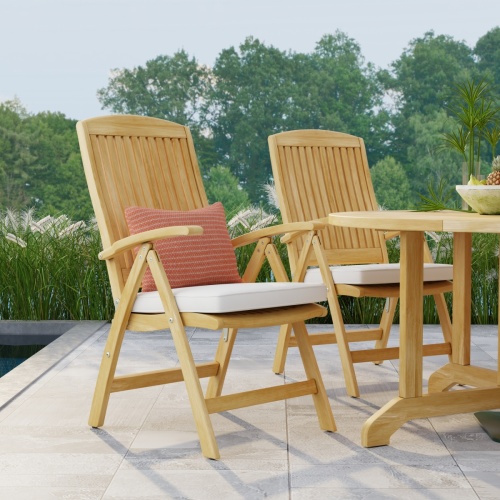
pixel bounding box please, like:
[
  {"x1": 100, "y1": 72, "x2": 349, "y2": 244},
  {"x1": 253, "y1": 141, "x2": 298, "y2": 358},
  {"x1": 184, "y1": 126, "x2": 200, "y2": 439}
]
[{"x1": 0, "y1": 345, "x2": 45, "y2": 377}]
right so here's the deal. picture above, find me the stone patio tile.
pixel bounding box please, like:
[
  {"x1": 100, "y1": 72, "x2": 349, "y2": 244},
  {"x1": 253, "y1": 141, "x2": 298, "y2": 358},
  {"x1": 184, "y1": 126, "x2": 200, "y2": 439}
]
[
  {"x1": 451, "y1": 451, "x2": 500, "y2": 472},
  {"x1": 462, "y1": 472, "x2": 500, "y2": 499},
  {"x1": 0, "y1": 426, "x2": 136, "y2": 454},
  {"x1": 0, "y1": 322, "x2": 498, "y2": 498},
  {"x1": 0, "y1": 486, "x2": 105, "y2": 500},
  {"x1": 291, "y1": 487, "x2": 479, "y2": 499},
  {"x1": 290, "y1": 463, "x2": 470, "y2": 489},
  {"x1": 103, "y1": 469, "x2": 290, "y2": 499},
  {"x1": 0, "y1": 452, "x2": 124, "y2": 476}
]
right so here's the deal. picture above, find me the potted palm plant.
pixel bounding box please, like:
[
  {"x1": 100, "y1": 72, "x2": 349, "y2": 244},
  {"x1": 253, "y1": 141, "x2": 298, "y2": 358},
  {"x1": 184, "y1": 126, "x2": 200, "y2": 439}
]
[
  {"x1": 442, "y1": 79, "x2": 500, "y2": 212},
  {"x1": 442, "y1": 78, "x2": 500, "y2": 183}
]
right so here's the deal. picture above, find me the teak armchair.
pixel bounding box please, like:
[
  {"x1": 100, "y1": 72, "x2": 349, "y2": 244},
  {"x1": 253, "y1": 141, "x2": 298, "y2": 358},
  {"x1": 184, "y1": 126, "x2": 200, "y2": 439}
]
[
  {"x1": 76, "y1": 115, "x2": 336, "y2": 459},
  {"x1": 268, "y1": 129, "x2": 454, "y2": 398}
]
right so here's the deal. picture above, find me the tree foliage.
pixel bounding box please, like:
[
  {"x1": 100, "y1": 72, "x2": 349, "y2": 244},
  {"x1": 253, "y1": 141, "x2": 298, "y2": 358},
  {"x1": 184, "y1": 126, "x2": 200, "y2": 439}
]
[
  {"x1": 97, "y1": 50, "x2": 211, "y2": 128},
  {"x1": 387, "y1": 31, "x2": 477, "y2": 167},
  {"x1": 207, "y1": 38, "x2": 297, "y2": 200},
  {"x1": 0, "y1": 100, "x2": 92, "y2": 219},
  {"x1": 2, "y1": 28, "x2": 500, "y2": 217},
  {"x1": 390, "y1": 31, "x2": 476, "y2": 118},
  {"x1": 0, "y1": 101, "x2": 34, "y2": 208},
  {"x1": 96, "y1": 33, "x2": 388, "y2": 201},
  {"x1": 405, "y1": 110, "x2": 464, "y2": 200},
  {"x1": 370, "y1": 156, "x2": 412, "y2": 209},
  {"x1": 475, "y1": 27, "x2": 500, "y2": 93},
  {"x1": 204, "y1": 165, "x2": 250, "y2": 217},
  {"x1": 386, "y1": 31, "x2": 500, "y2": 203},
  {"x1": 306, "y1": 33, "x2": 390, "y2": 163}
]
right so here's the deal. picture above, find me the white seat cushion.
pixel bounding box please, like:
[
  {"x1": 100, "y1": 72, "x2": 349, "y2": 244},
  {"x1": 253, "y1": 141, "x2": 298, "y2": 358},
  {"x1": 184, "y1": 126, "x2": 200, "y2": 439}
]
[
  {"x1": 304, "y1": 263, "x2": 453, "y2": 286},
  {"x1": 132, "y1": 282, "x2": 328, "y2": 314}
]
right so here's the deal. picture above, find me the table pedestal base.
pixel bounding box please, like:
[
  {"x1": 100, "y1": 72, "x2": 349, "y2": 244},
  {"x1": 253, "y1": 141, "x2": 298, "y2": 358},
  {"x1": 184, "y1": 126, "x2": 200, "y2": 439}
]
[
  {"x1": 428, "y1": 363, "x2": 497, "y2": 392},
  {"x1": 362, "y1": 386, "x2": 500, "y2": 447}
]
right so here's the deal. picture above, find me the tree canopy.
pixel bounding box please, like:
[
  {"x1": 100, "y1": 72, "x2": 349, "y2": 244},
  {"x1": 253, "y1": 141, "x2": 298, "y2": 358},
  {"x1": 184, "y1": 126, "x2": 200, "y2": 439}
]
[
  {"x1": 97, "y1": 32, "x2": 389, "y2": 201},
  {"x1": 370, "y1": 156, "x2": 412, "y2": 210},
  {"x1": 475, "y1": 27, "x2": 500, "y2": 93},
  {"x1": 0, "y1": 100, "x2": 92, "y2": 219},
  {"x1": 1, "y1": 27, "x2": 500, "y2": 216},
  {"x1": 97, "y1": 50, "x2": 211, "y2": 128}
]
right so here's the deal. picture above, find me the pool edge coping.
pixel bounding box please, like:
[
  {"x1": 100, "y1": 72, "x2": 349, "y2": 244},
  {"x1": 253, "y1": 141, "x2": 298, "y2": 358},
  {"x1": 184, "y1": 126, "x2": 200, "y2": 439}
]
[{"x1": 0, "y1": 321, "x2": 108, "y2": 410}]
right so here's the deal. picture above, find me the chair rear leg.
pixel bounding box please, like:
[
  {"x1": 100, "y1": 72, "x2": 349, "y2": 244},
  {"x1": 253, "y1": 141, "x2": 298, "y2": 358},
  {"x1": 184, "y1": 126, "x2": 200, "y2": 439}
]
[
  {"x1": 266, "y1": 241, "x2": 295, "y2": 375},
  {"x1": 434, "y1": 292, "x2": 453, "y2": 361},
  {"x1": 169, "y1": 320, "x2": 220, "y2": 459},
  {"x1": 272, "y1": 324, "x2": 293, "y2": 374},
  {"x1": 374, "y1": 297, "x2": 398, "y2": 365},
  {"x1": 206, "y1": 328, "x2": 238, "y2": 398}
]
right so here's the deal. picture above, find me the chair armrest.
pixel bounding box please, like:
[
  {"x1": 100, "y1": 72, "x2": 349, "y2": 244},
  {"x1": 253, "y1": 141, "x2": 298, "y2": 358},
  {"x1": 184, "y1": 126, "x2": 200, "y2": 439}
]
[
  {"x1": 231, "y1": 221, "x2": 327, "y2": 249},
  {"x1": 98, "y1": 226, "x2": 203, "y2": 260}
]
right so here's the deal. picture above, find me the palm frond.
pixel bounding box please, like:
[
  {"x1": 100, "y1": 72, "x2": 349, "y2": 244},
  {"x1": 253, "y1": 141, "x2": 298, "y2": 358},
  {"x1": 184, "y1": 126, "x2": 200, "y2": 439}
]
[{"x1": 416, "y1": 177, "x2": 462, "y2": 212}]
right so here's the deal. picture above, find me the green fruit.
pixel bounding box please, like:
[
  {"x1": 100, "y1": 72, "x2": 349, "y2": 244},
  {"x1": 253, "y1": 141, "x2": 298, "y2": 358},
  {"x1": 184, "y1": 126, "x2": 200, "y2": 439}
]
[{"x1": 468, "y1": 174, "x2": 483, "y2": 185}]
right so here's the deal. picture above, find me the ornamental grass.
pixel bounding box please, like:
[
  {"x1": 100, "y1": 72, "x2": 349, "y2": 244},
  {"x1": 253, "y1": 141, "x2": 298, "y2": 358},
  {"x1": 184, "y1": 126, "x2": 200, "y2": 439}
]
[
  {"x1": 0, "y1": 209, "x2": 113, "y2": 320},
  {"x1": 1, "y1": 208, "x2": 498, "y2": 324}
]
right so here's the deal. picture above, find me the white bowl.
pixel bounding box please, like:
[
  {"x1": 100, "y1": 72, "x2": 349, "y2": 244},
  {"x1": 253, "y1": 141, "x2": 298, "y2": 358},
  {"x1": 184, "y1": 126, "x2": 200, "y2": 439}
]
[{"x1": 456, "y1": 185, "x2": 500, "y2": 215}]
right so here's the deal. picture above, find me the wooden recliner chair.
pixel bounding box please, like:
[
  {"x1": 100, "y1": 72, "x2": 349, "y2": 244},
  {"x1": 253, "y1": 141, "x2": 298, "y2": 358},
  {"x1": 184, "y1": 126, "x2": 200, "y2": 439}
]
[
  {"x1": 76, "y1": 115, "x2": 336, "y2": 459},
  {"x1": 268, "y1": 129, "x2": 454, "y2": 398}
]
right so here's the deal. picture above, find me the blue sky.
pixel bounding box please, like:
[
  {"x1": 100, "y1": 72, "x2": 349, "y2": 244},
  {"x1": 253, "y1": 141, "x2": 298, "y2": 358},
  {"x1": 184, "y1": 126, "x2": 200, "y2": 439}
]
[{"x1": 1, "y1": 0, "x2": 498, "y2": 120}]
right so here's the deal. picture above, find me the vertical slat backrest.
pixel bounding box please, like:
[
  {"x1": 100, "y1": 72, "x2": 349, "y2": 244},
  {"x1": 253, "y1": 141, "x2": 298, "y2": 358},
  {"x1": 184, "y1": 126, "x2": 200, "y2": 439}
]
[
  {"x1": 77, "y1": 115, "x2": 208, "y2": 299},
  {"x1": 268, "y1": 130, "x2": 388, "y2": 271}
]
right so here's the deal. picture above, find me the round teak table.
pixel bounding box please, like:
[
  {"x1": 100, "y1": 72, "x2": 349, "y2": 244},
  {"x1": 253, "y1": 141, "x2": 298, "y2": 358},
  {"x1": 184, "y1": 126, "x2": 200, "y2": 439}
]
[{"x1": 329, "y1": 210, "x2": 500, "y2": 447}]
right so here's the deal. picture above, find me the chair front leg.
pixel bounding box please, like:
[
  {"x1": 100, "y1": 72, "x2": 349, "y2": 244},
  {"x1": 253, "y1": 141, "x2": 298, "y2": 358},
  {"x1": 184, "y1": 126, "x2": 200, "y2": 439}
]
[
  {"x1": 312, "y1": 235, "x2": 360, "y2": 398},
  {"x1": 273, "y1": 324, "x2": 293, "y2": 374},
  {"x1": 88, "y1": 244, "x2": 151, "y2": 428},
  {"x1": 147, "y1": 249, "x2": 220, "y2": 459},
  {"x1": 272, "y1": 232, "x2": 315, "y2": 374},
  {"x1": 292, "y1": 320, "x2": 336, "y2": 432}
]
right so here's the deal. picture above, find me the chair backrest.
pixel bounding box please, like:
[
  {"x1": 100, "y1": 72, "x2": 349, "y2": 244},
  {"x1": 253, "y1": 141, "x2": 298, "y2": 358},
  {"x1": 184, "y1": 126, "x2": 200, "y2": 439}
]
[
  {"x1": 77, "y1": 115, "x2": 208, "y2": 299},
  {"x1": 268, "y1": 129, "x2": 389, "y2": 272}
]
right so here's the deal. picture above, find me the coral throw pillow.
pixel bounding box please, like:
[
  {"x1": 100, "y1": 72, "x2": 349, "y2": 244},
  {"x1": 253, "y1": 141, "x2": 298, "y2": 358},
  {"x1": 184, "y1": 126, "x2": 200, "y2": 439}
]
[{"x1": 125, "y1": 202, "x2": 241, "y2": 291}]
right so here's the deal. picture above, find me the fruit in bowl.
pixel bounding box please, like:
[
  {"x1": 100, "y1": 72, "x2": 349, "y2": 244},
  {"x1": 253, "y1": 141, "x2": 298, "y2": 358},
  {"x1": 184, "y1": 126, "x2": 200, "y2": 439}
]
[
  {"x1": 486, "y1": 155, "x2": 500, "y2": 185},
  {"x1": 456, "y1": 184, "x2": 500, "y2": 214},
  {"x1": 456, "y1": 156, "x2": 500, "y2": 214}
]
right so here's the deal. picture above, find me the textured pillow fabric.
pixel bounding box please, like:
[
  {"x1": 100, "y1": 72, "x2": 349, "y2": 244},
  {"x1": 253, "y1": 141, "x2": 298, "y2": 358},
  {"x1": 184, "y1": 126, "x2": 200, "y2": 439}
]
[{"x1": 125, "y1": 202, "x2": 241, "y2": 291}]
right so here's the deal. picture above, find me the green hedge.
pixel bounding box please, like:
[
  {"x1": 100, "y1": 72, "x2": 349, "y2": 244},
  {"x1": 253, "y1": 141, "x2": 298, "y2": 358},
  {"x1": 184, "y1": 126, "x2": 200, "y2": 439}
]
[{"x1": 1, "y1": 209, "x2": 498, "y2": 324}]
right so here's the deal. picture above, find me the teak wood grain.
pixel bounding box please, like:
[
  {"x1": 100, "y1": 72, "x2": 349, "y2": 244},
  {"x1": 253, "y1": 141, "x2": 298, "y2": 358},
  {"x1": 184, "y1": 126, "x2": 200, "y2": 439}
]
[
  {"x1": 268, "y1": 129, "x2": 453, "y2": 397},
  {"x1": 330, "y1": 209, "x2": 500, "y2": 447},
  {"x1": 77, "y1": 115, "x2": 336, "y2": 459}
]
